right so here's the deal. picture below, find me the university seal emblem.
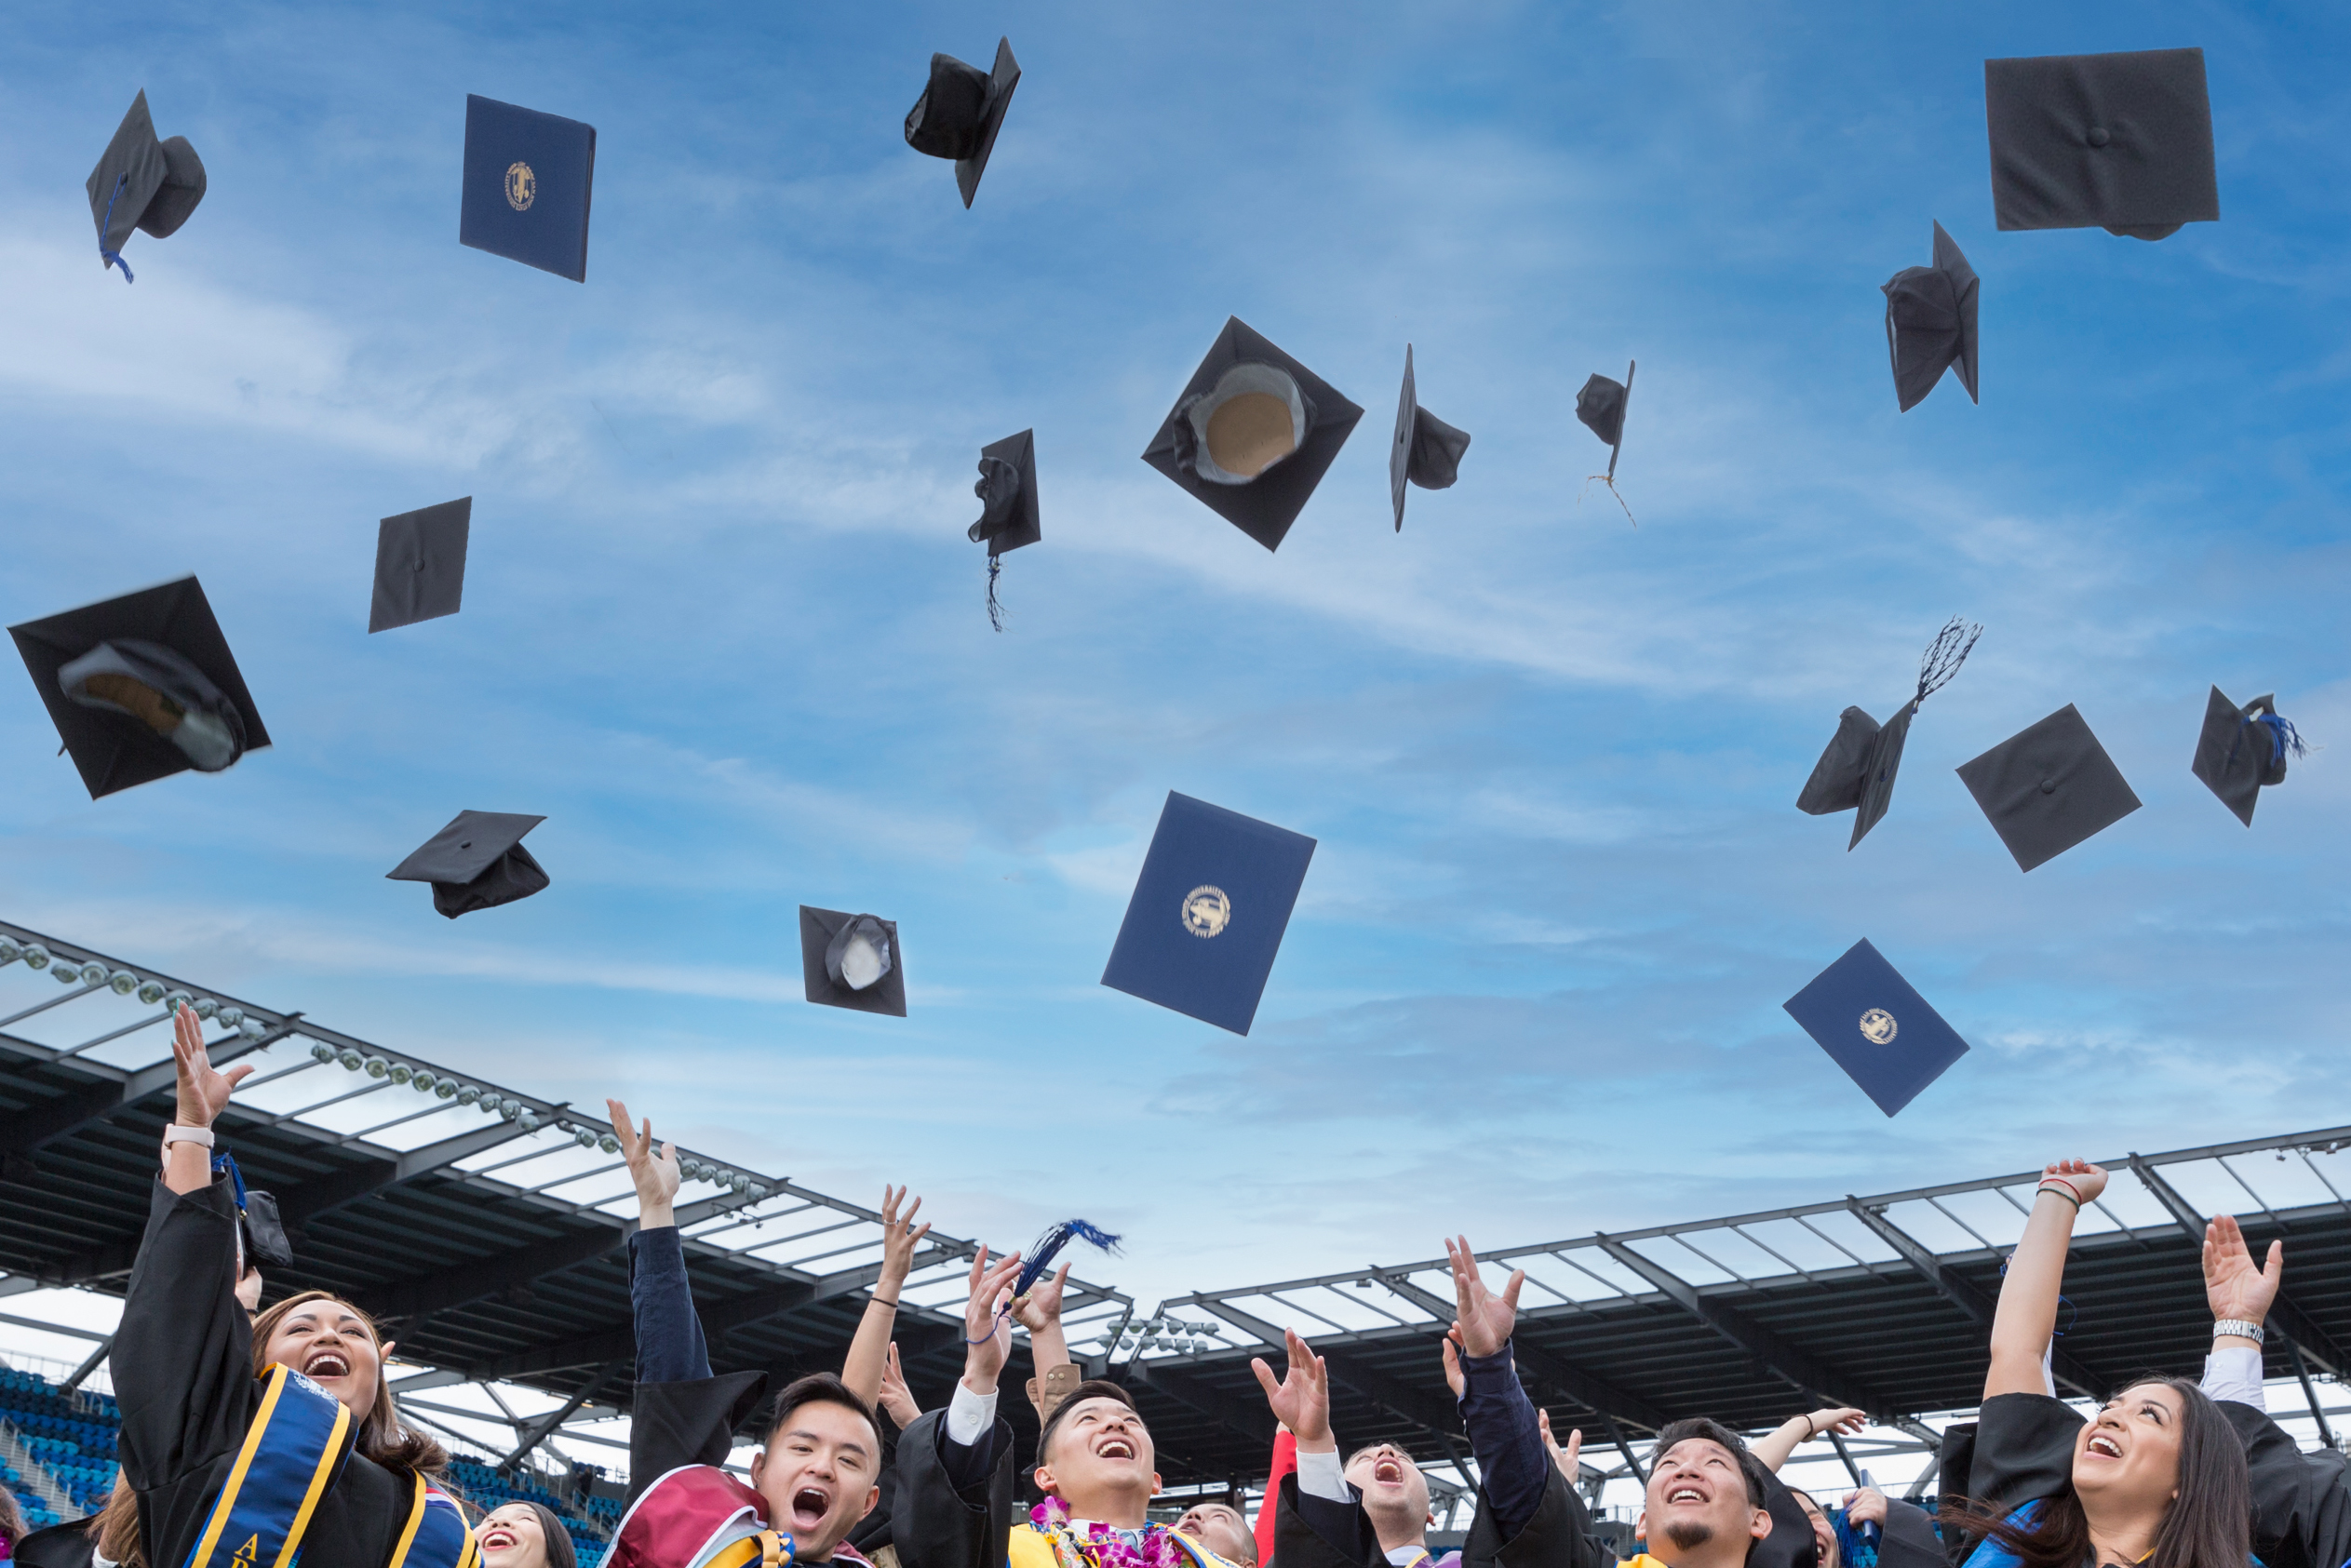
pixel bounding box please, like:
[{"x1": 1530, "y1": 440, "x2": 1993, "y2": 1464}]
[
  {"x1": 1180, "y1": 885, "x2": 1230, "y2": 939},
  {"x1": 1858, "y1": 1008, "x2": 1898, "y2": 1046},
  {"x1": 505, "y1": 161, "x2": 536, "y2": 211}
]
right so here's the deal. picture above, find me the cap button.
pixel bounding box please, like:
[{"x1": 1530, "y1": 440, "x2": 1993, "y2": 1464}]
[
  {"x1": 2087, "y1": 126, "x2": 2112, "y2": 148},
  {"x1": 2039, "y1": 779, "x2": 2057, "y2": 795},
  {"x1": 459, "y1": 840, "x2": 473, "y2": 849}
]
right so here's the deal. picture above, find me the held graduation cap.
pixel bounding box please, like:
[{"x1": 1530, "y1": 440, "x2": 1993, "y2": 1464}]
[
  {"x1": 1390, "y1": 345, "x2": 1471, "y2": 531},
  {"x1": 1983, "y1": 48, "x2": 2218, "y2": 240},
  {"x1": 1142, "y1": 316, "x2": 1364, "y2": 553},
  {"x1": 905, "y1": 39, "x2": 1021, "y2": 208},
  {"x1": 1783, "y1": 940, "x2": 1970, "y2": 1119},
  {"x1": 2191, "y1": 686, "x2": 2305, "y2": 826},
  {"x1": 799, "y1": 906, "x2": 907, "y2": 1017},
  {"x1": 1956, "y1": 704, "x2": 2143, "y2": 871},
  {"x1": 1797, "y1": 617, "x2": 1982, "y2": 851},
  {"x1": 86, "y1": 90, "x2": 206, "y2": 283},
  {"x1": 369, "y1": 497, "x2": 472, "y2": 633},
  {"x1": 386, "y1": 811, "x2": 551, "y2": 918},
  {"x1": 460, "y1": 94, "x2": 597, "y2": 282},
  {"x1": 9, "y1": 577, "x2": 268, "y2": 799},
  {"x1": 1884, "y1": 223, "x2": 1979, "y2": 412},
  {"x1": 1100, "y1": 791, "x2": 1315, "y2": 1037},
  {"x1": 969, "y1": 429, "x2": 1039, "y2": 632},
  {"x1": 1576, "y1": 361, "x2": 1636, "y2": 524}
]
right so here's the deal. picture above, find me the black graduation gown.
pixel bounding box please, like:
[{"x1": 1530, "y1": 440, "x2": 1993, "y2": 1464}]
[
  {"x1": 1458, "y1": 1463, "x2": 1615, "y2": 1568},
  {"x1": 2215, "y1": 1400, "x2": 2351, "y2": 1568},
  {"x1": 1875, "y1": 1497, "x2": 1948, "y2": 1568},
  {"x1": 891, "y1": 1407, "x2": 1017, "y2": 1568},
  {"x1": 8, "y1": 1518, "x2": 98, "y2": 1568},
  {"x1": 114, "y1": 1178, "x2": 414, "y2": 1568},
  {"x1": 622, "y1": 1368, "x2": 768, "y2": 1505},
  {"x1": 1964, "y1": 1393, "x2": 2081, "y2": 1518}
]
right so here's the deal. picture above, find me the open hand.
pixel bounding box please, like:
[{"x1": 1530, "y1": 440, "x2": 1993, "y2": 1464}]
[
  {"x1": 879, "y1": 1185, "x2": 930, "y2": 1292},
  {"x1": 1538, "y1": 1409, "x2": 1582, "y2": 1481},
  {"x1": 1250, "y1": 1328, "x2": 1331, "y2": 1447},
  {"x1": 1804, "y1": 1407, "x2": 1866, "y2": 1441},
  {"x1": 172, "y1": 1004, "x2": 250, "y2": 1127},
  {"x1": 961, "y1": 1245, "x2": 1024, "y2": 1394},
  {"x1": 2039, "y1": 1159, "x2": 2108, "y2": 1206},
  {"x1": 2205, "y1": 1214, "x2": 2283, "y2": 1328},
  {"x1": 606, "y1": 1099, "x2": 680, "y2": 1227},
  {"x1": 877, "y1": 1342, "x2": 920, "y2": 1430},
  {"x1": 1445, "y1": 1235, "x2": 1523, "y2": 1360},
  {"x1": 1012, "y1": 1260, "x2": 1070, "y2": 1333}
]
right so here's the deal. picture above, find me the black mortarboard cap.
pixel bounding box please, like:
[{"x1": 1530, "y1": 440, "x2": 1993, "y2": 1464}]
[
  {"x1": 1796, "y1": 618, "x2": 1981, "y2": 851},
  {"x1": 369, "y1": 497, "x2": 472, "y2": 633},
  {"x1": 460, "y1": 94, "x2": 597, "y2": 282},
  {"x1": 1576, "y1": 364, "x2": 1632, "y2": 473},
  {"x1": 904, "y1": 39, "x2": 1020, "y2": 208},
  {"x1": 386, "y1": 811, "x2": 550, "y2": 918},
  {"x1": 1783, "y1": 939, "x2": 1971, "y2": 1118},
  {"x1": 2191, "y1": 685, "x2": 2304, "y2": 827},
  {"x1": 1390, "y1": 345, "x2": 1471, "y2": 531},
  {"x1": 1884, "y1": 221, "x2": 1980, "y2": 412},
  {"x1": 1956, "y1": 704, "x2": 2143, "y2": 871},
  {"x1": 1100, "y1": 791, "x2": 1316, "y2": 1037},
  {"x1": 1984, "y1": 48, "x2": 2219, "y2": 240},
  {"x1": 969, "y1": 431, "x2": 1039, "y2": 556},
  {"x1": 87, "y1": 90, "x2": 207, "y2": 283},
  {"x1": 10, "y1": 577, "x2": 269, "y2": 800},
  {"x1": 1141, "y1": 316, "x2": 1364, "y2": 553},
  {"x1": 799, "y1": 906, "x2": 907, "y2": 1017}
]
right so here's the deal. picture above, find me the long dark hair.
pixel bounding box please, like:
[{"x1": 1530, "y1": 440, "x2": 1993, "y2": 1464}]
[
  {"x1": 1939, "y1": 1377, "x2": 2249, "y2": 1568},
  {"x1": 250, "y1": 1291, "x2": 447, "y2": 1476}
]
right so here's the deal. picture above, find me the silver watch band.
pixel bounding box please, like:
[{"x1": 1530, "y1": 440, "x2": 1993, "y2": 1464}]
[{"x1": 2212, "y1": 1318, "x2": 2266, "y2": 1345}]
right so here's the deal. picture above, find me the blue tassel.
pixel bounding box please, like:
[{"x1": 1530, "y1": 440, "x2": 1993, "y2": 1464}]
[
  {"x1": 1015, "y1": 1219, "x2": 1122, "y2": 1298},
  {"x1": 209, "y1": 1149, "x2": 249, "y2": 1213},
  {"x1": 2258, "y1": 712, "x2": 2307, "y2": 760},
  {"x1": 97, "y1": 172, "x2": 135, "y2": 285}
]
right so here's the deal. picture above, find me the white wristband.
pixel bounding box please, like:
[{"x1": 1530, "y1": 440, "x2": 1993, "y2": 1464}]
[{"x1": 162, "y1": 1125, "x2": 216, "y2": 1149}]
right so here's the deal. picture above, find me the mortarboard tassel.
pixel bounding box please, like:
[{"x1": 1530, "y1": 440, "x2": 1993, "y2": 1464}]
[
  {"x1": 1014, "y1": 1218, "x2": 1122, "y2": 1301},
  {"x1": 2257, "y1": 712, "x2": 2307, "y2": 761},
  {"x1": 986, "y1": 553, "x2": 1006, "y2": 634},
  {"x1": 1579, "y1": 472, "x2": 1637, "y2": 528},
  {"x1": 97, "y1": 172, "x2": 135, "y2": 284},
  {"x1": 1907, "y1": 615, "x2": 1982, "y2": 716}
]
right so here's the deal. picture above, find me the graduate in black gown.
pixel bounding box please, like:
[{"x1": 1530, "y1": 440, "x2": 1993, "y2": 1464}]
[
  {"x1": 2187, "y1": 1215, "x2": 2351, "y2": 1568},
  {"x1": 1749, "y1": 1407, "x2": 1940, "y2": 1568},
  {"x1": 114, "y1": 1006, "x2": 470, "y2": 1568},
  {"x1": 607, "y1": 1099, "x2": 883, "y2": 1566},
  {"x1": 1941, "y1": 1159, "x2": 2250, "y2": 1568}
]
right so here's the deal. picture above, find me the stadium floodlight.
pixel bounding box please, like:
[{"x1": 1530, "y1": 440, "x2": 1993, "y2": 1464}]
[
  {"x1": 518, "y1": 1112, "x2": 540, "y2": 1132},
  {"x1": 574, "y1": 1128, "x2": 598, "y2": 1149},
  {"x1": 71, "y1": 961, "x2": 105, "y2": 986},
  {"x1": 107, "y1": 969, "x2": 139, "y2": 995},
  {"x1": 455, "y1": 1086, "x2": 481, "y2": 1106},
  {"x1": 498, "y1": 1098, "x2": 521, "y2": 1119},
  {"x1": 216, "y1": 1007, "x2": 243, "y2": 1027},
  {"x1": 137, "y1": 980, "x2": 168, "y2": 1005},
  {"x1": 163, "y1": 989, "x2": 193, "y2": 1013},
  {"x1": 193, "y1": 998, "x2": 219, "y2": 1018},
  {"x1": 388, "y1": 1063, "x2": 413, "y2": 1085},
  {"x1": 0, "y1": 939, "x2": 20, "y2": 966},
  {"x1": 598, "y1": 1134, "x2": 620, "y2": 1155},
  {"x1": 411, "y1": 1069, "x2": 437, "y2": 1092},
  {"x1": 311, "y1": 1043, "x2": 336, "y2": 1065},
  {"x1": 364, "y1": 1057, "x2": 391, "y2": 1079},
  {"x1": 336, "y1": 1048, "x2": 363, "y2": 1070},
  {"x1": 435, "y1": 1080, "x2": 457, "y2": 1099},
  {"x1": 239, "y1": 1017, "x2": 264, "y2": 1039}
]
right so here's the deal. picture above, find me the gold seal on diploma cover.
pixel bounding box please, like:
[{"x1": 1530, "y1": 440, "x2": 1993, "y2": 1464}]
[
  {"x1": 505, "y1": 161, "x2": 536, "y2": 211},
  {"x1": 1180, "y1": 885, "x2": 1230, "y2": 939},
  {"x1": 1858, "y1": 1008, "x2": 1898, "y2": 1045}
]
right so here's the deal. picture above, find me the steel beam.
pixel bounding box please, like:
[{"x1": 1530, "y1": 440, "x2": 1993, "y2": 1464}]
[
  {"x1": 0, "y1": 1019, "x2": 301, "y2": 1152},
  {"x1": 1122, "y1": 1359, "x2": 1275, "y2": 1448},
  {"x1": 502, "y1": 1362, "x2": 623, "y2": 1471},
  {"x1": 276, "y1": 1119, "x2": 537, "y2": 1226},
  {"x1": 1844, "y1": 1199, "x2": 2108, "y2": 1402},
  {"x1": 1376, "y1": 1269, "x2": 1670, "y2": 1432},
  {"x1": 364, "y1": 1224, "x2": 632, "y2": 1322},
  {"x1": 2128, "y1": 1154, "x2": 2349, "y2": 1376}
]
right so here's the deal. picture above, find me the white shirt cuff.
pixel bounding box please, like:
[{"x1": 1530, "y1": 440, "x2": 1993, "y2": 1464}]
[
  {"x1": 947, "y1": 1380, "x2": 999, "y2": 1447},
  {"x1": 1296, "y1": 1446, "x2": 1351, "y2": 1504},
  {"x1": 2202, "y1": 1345, "x2": 2266, "y2": 1411}
]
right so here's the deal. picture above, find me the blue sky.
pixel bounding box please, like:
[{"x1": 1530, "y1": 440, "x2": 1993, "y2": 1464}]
[{"x1": 2, "y1": 0, "x2": 2347, "y2": 1312}]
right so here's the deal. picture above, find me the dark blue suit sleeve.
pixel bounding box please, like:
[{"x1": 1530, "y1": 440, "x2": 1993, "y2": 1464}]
[
  {"x1": 1458, "y1": 1343, "x2": 1547, "y2": 1541},
  {"x1": 630, "y1": 1226, "x2": 711, "y2": 1384}
]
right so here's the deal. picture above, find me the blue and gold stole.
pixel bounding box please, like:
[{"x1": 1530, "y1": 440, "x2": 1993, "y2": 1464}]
[
  {"x1": 389, "y1": 1475, "x2": 481, "y2": 1568},
  {"x1": 181, "y1": 1363, "x2": 353, "y2": 1568}
]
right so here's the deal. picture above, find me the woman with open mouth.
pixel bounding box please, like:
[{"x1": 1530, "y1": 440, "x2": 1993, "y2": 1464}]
[
  {"x1": 476, "y1": 1502, "x2": 578, "y2": 1568},
  {"x1": 110, "y1": 1005, "x2": 478, "y2": 1568},
  {"x1": 1941, "y1": 1159, "x2": 2250, "y2": 1568}
]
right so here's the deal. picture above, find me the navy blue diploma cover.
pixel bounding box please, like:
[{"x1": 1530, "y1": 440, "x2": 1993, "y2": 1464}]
[
  {"x1": 460, "y1": 94, "x2": 596, "y2": 282},
  {"x1": 1101, "y1": 792, "x2": 1316, "y2": 1037},
  {"x1": 1782, "y1": 938, "x2": 1970, "y2": 1117}
]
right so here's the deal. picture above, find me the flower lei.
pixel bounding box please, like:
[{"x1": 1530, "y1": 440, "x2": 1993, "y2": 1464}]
[{"x1": 1028, "y1": 1497, "x2": 1188, "y2": 1568}]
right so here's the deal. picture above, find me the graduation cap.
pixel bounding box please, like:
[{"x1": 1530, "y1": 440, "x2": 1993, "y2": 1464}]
[
  {"x1": 459, "y1": 94, "x2": 597, "y2": 282},
  {"x1": 385, "y1": 811, "x2": 550, "y2": 918},
  {"x1": 9, "y1": 577, "x2": 269, "y2": 800},
  {"x1": 1955, "y1": 704, "x2": 2143, "y2": 871},
  {"x1": 1390, "y1": 345, "x2": 1471, "y2": 531},
  {"x1": 799, "y1": 906, "x2": 907, "y2": 1017},
  {"x1": 86, "y1": 89, "x2": 206, "y2": 284},
  {"x1": 1984, "y1": 48, "x2": 2219, "y2": 240},
  {"x1": 2191, "y1": 685, "x2": 2305, "y2": 826},
  {"x1": 211, "y1": 1150, "x2": 294, "y2": 1272},
  {"x1": 1782, "y1": 939, "x2": 1971, "y2": 1118},
  {"x1": 1141, "y1": 316, "x2": 1364, "y2": 553},
  {"x1": 905, "y1": 39, "x2": 1021, "y2": 209},
  {"x1": 1884, "y1": 222, "x2": 1980, "y2": 412},
  {"x1": 969, "y1": 429, "x2": 1039, "y2": 632},
  {"x1": 1797, "y1": 617, "x2": 1982, "y2": 851},
  {"x1": 1576, "y1": 361, "x2": 1636, "y2": 524},
  {"x1": 1100, "y1": 791, "x2": 1316, "y2": 1037},
  {"x1": 369, "y1": 497, "x2": 472, "y2": 633}
]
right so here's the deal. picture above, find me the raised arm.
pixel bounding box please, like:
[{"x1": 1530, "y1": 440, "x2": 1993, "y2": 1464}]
[
  {"x1": 2201, "y1": 1214, "x2": 2281, "y2": 1409},
  {"x1": 1013, "y1": 1261, "x2": 1076, "y2": 1418},
  {"x1": 1446, "y1": 1235, "x2": 1548, "y2": 1538},
  {"x1": 877, "y1": 1342, "x2": 922, "y2": 1430},
  {"x1": 1985, "y1": 1159, "x2": 2105, "y2": 1400},
  {"x1": 1749, "y1": 1408, "x2": 1864, "y2": 1473},
  {"x1": 843, "y1": 1186, "x2": 929, "y2": 1403},
  {"x1": 610, "y1": 1097, "x2": 703, "y2": 1384}
]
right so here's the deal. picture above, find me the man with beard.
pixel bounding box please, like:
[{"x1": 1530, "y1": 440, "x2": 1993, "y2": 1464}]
[
  {"x1": 606, "y1": 1099, "x2": 886, "y2": 1568},
  {"x1": 893, "y1": 1239, "x2": 1248, "y2": 1568}
]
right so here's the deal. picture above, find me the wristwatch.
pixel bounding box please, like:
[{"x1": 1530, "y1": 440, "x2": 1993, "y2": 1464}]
[
  {"x1": 2212, "y1": 1318, "x2": 2266, "y2": 1345},
  {"x1": 162, "y1": 1124, "x2": 216, "y2": 1148}
]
